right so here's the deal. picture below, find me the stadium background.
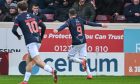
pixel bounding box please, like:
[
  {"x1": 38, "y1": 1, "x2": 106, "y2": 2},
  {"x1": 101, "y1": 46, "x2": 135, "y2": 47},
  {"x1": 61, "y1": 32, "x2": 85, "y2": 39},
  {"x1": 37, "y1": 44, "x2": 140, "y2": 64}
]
[
  {"x1": 0, "y1": 23, "x2": 140, "y2": 76},
  {"x1": 0, "y1": 0, "x2": 140, "y2": 83}
]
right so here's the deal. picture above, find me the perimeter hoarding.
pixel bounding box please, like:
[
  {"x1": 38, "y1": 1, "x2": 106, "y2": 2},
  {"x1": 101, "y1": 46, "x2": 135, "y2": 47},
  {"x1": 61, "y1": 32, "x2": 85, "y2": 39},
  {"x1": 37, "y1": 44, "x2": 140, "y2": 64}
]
[
  {"x1": 1, "y1": 25, "x2": 140, "y2": 76},
  {"x1": 40, "y1": 29, "x2": 123, "y2": 52}
]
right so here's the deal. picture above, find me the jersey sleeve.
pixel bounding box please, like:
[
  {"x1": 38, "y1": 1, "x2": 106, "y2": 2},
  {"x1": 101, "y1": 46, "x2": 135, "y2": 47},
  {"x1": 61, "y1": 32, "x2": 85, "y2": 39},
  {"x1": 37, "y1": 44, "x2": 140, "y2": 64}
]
[
  {"x1": 12, "y1": 17, "x2": 20, "y2": 39},
  {"x1": 38, "y1": 21, "x2": 46, "y2": 40},
  {"x1": 14, "y1": 16, "x2": 20, "y2": 26},
  {"x1": 57, "y1": 21, "x2": 69, "y2": 32},
  {"x1": 35, "y1": 16, "x2": 46, "y2": 40},
  {"x1": 79, "y1": 17, "x2": 102, "y2": 27},
  {"x1": 85, "y1": 21, "x2": 102, "y2": 27}
]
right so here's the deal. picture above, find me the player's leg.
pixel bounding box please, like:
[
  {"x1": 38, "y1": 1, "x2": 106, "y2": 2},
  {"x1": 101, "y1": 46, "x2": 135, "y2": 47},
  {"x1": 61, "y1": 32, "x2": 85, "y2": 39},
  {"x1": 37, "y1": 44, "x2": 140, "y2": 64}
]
[
  {"x1": 21, "y1": 43, "x2": 40, "y2": 84},
  {"x1": 79, "y1": 43, "x2": 92, "y2": 79},
  {"x1": 20, "y1": 55, "x2": 35, "y2": 84},
  {"x1": 25, "y1": 56, "x2": 35, "y2": 81},
  {"x1": 67, "y1": 45, "x2": 83, "y2": 63},
  {"x1": 28, "y1": 43, "x2": 57, "y2": 83},
  {"x1": 79, "y1": 44, "x2": 87, "y2": 71},
  {"x1": 32, "y1": 55, "x2": 58, "y2": 83}
]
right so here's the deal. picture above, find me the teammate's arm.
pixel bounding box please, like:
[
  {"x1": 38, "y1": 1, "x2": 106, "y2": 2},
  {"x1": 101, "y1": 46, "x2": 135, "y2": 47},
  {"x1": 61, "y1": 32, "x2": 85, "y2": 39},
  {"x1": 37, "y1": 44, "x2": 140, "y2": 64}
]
[
  {"x1": 38, "y1": 21, "x2": 46, "y2": 40},
  {"x1": 53, "y1": 22, "x2": 68, "y2": 33}
]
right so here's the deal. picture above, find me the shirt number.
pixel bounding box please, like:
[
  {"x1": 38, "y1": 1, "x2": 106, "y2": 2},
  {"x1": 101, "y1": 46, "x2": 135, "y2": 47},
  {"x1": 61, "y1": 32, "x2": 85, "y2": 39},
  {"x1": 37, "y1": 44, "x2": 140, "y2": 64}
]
[
  {"x1": 77, "y1": 26, "x2": 82, "y2": 36},
  {"x1": 26, "y1": 21, "x2": 39, "y2": 33}
]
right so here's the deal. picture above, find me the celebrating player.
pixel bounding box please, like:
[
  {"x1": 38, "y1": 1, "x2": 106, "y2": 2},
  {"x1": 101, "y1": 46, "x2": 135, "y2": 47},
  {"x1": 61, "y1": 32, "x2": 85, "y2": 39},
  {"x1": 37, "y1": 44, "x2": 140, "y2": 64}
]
[
  {"x1": 12, "y1": 1, "x2": 57, "y2": 84},
  {"x1": 54, "y1": 8, "x2": 107, "y2": 79}
]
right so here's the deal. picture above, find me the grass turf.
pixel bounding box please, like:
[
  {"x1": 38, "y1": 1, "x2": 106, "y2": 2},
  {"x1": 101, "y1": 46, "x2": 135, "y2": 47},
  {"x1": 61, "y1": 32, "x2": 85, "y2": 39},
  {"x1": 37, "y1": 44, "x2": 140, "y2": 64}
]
[{"x1": 0, "y1": 75, "x2": 140, "y2": 84}]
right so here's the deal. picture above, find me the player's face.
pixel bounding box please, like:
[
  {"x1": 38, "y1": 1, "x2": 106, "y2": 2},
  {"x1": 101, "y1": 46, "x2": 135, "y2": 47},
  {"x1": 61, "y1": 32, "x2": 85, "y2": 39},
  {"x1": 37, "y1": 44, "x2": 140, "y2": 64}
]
[
  {"x1": 69, "y1": 14, "x2": 72, "y2": 18},
  {"x1": 69, "y1": 14, "x2": 77, "y2": 19}
]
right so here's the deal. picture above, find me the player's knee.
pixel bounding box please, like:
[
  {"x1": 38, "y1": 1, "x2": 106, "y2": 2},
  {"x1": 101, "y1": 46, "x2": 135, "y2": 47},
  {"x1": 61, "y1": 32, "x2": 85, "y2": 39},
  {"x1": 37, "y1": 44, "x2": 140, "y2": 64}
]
[
  {"x1": 79, "y1": 56, "x2": 86, "y2": 60},
  {"x1": 67, "y1": 56, "x2": 74, "y2": 62},
  {"x1": 33, "y1": 55, "x2": 41, "y2": 63}
]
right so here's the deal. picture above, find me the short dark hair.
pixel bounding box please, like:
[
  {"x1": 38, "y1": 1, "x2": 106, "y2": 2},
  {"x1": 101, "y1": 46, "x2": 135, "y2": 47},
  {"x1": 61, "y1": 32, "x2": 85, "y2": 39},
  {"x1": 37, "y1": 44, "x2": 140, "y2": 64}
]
[
  {"x1": 31, "y1": 3, "x2": 39, "y2": 8},
  {"x1": 17, "y1": 1, "x2": 28, "y2": 11},
  {"x1": 69, "y1": 8, "x2": 77, "y2": 16}
]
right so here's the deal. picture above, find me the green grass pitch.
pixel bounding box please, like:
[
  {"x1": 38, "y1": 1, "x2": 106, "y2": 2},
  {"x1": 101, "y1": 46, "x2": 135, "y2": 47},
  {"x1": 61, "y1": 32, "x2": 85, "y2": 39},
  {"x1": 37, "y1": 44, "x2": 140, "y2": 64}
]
[{"x1": 0, "y1": 75, "x2": 140, "y2": 84}]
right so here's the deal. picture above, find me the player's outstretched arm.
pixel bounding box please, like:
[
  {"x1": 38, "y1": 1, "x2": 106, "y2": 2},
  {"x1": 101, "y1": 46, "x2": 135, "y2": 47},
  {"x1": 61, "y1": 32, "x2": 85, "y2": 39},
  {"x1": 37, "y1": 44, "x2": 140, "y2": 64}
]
[
  {"x1": 101, "y1": 23, "x2": 108, "y2": 28},
  {"x1": 86, "y1": 21, "x2": 108, "y2": 28},
  {"x1": 12, "y1": 25, "x2": 21, "y2": 40},
  {"x1": 53, "y1": 22, "x2": 69, "y2": 33},
  {"x1": 80, "y1": 18, "x2": 108, "y2": 28}
]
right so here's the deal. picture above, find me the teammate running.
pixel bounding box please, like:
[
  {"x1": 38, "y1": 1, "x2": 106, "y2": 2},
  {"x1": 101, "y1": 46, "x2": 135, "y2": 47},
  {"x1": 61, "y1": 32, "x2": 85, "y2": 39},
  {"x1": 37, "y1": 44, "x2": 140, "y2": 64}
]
[{"x1": 12, "y1": 1, "x2": 57, "y2": 84}]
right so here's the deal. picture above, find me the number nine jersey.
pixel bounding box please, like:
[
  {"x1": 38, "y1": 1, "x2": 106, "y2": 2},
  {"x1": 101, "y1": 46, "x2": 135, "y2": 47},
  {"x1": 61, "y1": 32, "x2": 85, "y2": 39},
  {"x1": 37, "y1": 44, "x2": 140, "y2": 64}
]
[
  {"x1": 57, "y1": 17, "x2": 102, "y2": 45},
  {"x1": 14, "y1": 12, "x2": 42, "y2": 45}
]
